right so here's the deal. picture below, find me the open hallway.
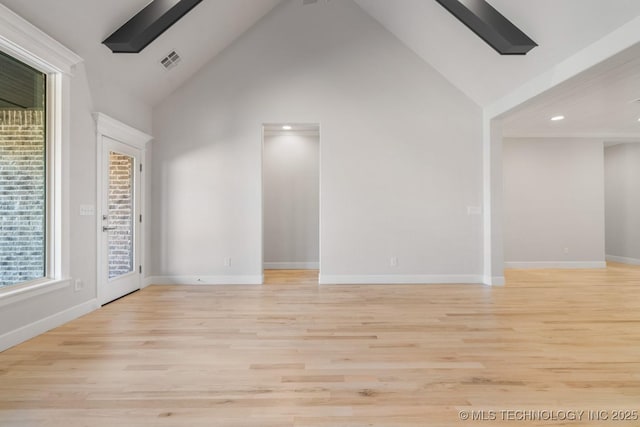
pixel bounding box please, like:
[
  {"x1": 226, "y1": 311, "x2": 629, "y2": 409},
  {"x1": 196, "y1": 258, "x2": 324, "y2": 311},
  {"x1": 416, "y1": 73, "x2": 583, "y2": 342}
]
[{"x1": 1, "y1": 264, "x2": 639, "y2": 426}]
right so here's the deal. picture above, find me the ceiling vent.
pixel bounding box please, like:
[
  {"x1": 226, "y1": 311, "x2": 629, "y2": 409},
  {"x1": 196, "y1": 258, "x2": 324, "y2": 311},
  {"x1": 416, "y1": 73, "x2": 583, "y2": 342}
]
[{"x1": 160, "y1": 50, "x2": 181, "y2": 71}]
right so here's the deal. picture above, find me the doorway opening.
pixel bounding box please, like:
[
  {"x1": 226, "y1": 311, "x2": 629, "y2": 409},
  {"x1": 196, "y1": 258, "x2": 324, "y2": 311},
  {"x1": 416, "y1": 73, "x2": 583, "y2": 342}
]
[
  {"x1": 604, "y1": 142, "x2": 640, "y2": 267},
  {"x1": 262, "y1": 123, "x2": 320, "y2": 285}
]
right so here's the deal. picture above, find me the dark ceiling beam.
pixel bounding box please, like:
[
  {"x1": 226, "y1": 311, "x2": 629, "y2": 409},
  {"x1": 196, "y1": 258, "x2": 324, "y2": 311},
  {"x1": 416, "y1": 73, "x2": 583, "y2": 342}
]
[
  {"x1": 103, "y1": 0, "x2": 203, "y2": 54},
  {"x1": 434, "y1": 0, "x2": 537, "y2": 55}
]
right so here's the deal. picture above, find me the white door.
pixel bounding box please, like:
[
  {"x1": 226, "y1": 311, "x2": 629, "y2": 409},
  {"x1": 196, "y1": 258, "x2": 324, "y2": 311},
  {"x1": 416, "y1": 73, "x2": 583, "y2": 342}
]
[{"x1": 99, "y1": 136, "x2": 141, "y2": 305}]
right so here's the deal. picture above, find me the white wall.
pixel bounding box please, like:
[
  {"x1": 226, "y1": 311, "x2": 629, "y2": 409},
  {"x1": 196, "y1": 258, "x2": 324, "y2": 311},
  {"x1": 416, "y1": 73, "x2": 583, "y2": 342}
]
[
  {"x1": 0, "y1": 63, "x2": 97, "y2": 342},
  {"x1": 151, "y1": 0, "x2": 483, "y2": 284},
  {"x1": 605, "y1": 143, "x2": 640, "y2": 264},
  {"x1": 0, "y1": 26, "x2": 152, "y2": 348},
  {"x1": 86, "y1": 74, "x2": 153, "y2": 135},
  {"x1": 503, "y1": 138, "x2": 606, "y2": 268},
  {"x1": 263, "y1": 131, "x2": 319, "y2": 269}
]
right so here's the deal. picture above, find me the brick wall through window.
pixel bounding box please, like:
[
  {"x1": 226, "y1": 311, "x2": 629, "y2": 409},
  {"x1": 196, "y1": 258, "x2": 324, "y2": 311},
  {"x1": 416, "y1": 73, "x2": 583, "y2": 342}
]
[
  {"x1": 0, "y1": 110, "x2": 46, "y2": 287},
  {"x1": 108, "y1": 152, "x2": 134, "y2": 279}
]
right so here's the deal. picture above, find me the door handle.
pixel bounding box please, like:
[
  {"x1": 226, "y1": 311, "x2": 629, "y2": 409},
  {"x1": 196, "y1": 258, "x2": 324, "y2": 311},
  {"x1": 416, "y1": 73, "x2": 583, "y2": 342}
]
[{"x1": 102, "y1": 226, "x2": 117, "y2": 232}]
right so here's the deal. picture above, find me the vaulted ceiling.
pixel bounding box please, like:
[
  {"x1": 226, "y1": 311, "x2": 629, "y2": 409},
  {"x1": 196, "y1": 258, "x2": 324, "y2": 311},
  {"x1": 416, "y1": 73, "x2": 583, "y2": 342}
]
[
  {"x1": 0, "y1": 0, "x2": 281, "y2": 106},
  {"x1": 2, "y1": 0, "x2": 640, "y2": 116},
  {"x1": 502, "y1": 42, "x2": 640, "y2": 138},
  {"x1": 355, "y1": 0, "x2": 640, "y2": 106}
]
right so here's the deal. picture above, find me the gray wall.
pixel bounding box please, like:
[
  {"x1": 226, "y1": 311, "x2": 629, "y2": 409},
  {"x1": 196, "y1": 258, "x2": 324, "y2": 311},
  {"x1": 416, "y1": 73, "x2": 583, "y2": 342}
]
[
  {"x1": 605, "y1": 143, "x2": 640, "y2": 263},
  {"x1": 263, "y1": 131, "x2": 319, "y2": 268},
  {"x1": 151, "y1": 0, "x2": 483, "y2": 283},
  {"x1": 503, "y1": 138, "x2": 606, "y2": 267}
]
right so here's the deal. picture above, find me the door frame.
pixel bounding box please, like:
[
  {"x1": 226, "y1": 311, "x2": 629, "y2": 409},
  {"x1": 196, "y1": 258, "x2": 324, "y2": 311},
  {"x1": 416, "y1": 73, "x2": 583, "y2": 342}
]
[
  {"x1": 260, "y1": 123, "x2": 322, "y2": 284},
  {"x1": 94, "y1": 113, "x2": 152, "y2": 304}
]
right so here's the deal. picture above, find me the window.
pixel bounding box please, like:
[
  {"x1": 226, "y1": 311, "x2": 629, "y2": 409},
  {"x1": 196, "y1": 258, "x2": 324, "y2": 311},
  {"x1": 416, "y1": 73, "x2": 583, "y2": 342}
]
[{"x1": 0, "y1": 51, "x2": 47, "y2": 288}]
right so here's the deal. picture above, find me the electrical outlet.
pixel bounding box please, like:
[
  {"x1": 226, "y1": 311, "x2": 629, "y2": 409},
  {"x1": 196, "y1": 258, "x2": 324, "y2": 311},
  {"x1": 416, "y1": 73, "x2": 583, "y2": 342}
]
[
  {"x1": 564, "y1": 248, "x2": 569, "y2": 254},
  {"x1": 390, "y1": 256, "x2": 399, "y2": 267},
  {"x1": 224, "y1": 257, "x2": 232, "y2": 267},
  {"x1": 74, "y1": 279, "x2": 83, "y2": 292}
]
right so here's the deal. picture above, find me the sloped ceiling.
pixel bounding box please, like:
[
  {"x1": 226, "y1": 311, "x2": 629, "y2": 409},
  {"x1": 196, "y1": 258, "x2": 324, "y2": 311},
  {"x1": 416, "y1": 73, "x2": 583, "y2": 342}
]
[
  {"x1": 0, "y1": 0, "x2": 282, "y2": 106},
  {"x1": 354, "y1": 0, "x2": 640, "y2": 106},
  {"x1": 502, "y1": 42, "x2": 640, "y2": 138},
  {"x1": 2, "y1": 0, "x2": 640, "y2": 110}
]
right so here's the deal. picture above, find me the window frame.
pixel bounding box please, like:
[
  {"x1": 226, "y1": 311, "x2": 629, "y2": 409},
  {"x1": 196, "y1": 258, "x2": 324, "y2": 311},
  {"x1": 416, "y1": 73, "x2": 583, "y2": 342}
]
[
  {"x1": 0, "y1": 4, "x2": 82, "y2": 303},
  {"x1": 0, "y1": 53, "x2": 48, "y2": 288}
]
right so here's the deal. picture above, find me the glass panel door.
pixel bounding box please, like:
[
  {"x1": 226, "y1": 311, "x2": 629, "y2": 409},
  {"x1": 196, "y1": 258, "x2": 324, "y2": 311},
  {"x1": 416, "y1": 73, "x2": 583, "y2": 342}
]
[
  {"x1": 100, "y1": 136, "x2": 141, "y2": 305},
  {"x1": 107, "y1": 151, "x2": 134, "y2": 279}
]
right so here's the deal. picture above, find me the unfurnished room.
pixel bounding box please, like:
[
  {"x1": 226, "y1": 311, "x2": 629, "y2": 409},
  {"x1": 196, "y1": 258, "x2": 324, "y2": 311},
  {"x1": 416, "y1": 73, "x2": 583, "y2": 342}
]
[{"x1": 1, "y1": 1, "x2": 640, "y2": 426}]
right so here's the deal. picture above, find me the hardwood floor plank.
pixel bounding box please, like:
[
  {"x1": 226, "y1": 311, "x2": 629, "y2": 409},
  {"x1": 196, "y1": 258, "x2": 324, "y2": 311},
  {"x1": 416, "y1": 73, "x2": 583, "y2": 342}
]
[{"x1": 1, "y1": 265, "x2": 639, "y2": 426}]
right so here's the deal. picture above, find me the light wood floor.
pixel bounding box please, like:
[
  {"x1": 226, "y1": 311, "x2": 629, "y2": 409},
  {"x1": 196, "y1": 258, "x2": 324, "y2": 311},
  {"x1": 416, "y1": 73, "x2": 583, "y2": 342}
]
[
  {"x1": 264, "y1": 269, "x2": 319, "y2": 285},
  {"x1": 1, "y1": 264, "x2": 640, "y2": 426}
]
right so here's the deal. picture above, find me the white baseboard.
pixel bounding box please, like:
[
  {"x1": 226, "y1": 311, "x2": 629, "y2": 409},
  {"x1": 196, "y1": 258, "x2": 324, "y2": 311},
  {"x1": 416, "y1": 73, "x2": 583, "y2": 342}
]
[
  {"x1": 606, "y1": 255, "x2": 640, "y2": 266},
  {"x1": 483, "y1": 276, "x2": 506, "y2": 286},
  {"x1": 263, "y1": 262, "x2": 319, "y2": 270},
  {"x1": 145, "y1": 275, "x2": 263, "y2": 285},
  {"x1": 0, "y1": 298, "x2": 99, "y2": 353},
  {"x1": 318, "y1": 274, "x2": 483, "y2": 285},
  {"x1": 140, "y1": 276, "x2": 153, "y2": 289},
  {"x1": 504, "y1": 261, "x2": 607, "y2": 269}
]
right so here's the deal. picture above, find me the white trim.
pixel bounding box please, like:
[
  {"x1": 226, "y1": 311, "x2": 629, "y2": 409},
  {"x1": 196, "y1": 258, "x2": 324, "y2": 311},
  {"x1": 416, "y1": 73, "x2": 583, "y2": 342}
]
[
  {"x1": 318, "y1": 274, "x2": 483, "y2": 285},
  {"x1": 0, "y1": 279, "x2": 71, "y2": 308},
  {"x1": 146, "y1": 276, "x2": 264, "y2": 285},
  {"x1": 0, "y1": 299, "x2": 99, "y2": 352},
  {"x1": 483, "y1": 276, "x2": 505, "y2": 287},
  {"x1": 0, "y1": 4, "x2": 82, "y2": 75},
  {"x1": 504, "y1": 261, "x2": 607, "y2": 269},
  {"x1": 94, "y1": 114, "x2": 152, "y2": 305},
  {"x1": 96, "y1": 139, "x2": 143, "y2": 305},
  {"x1": 261, "y1": 123, "x2": 323, "y2": 284},
  {"x1": 0, "y1": 17, "x2": 74, "y2": 295},
  {"x1": 482, "y1": 117, "x2": 504, "y2": 287},
  {"x1": 502, "y1": 131, "x2": 640, "y2": 140},
  {"x1": 264, "y1": 262, "x2": 319, "y2": 270},
  {"x1": 93, "y1": 113, "x2": 153, "y2": 149},
  {"x1": 606, "y1": 255, "x2": 640, "y2": 266}
]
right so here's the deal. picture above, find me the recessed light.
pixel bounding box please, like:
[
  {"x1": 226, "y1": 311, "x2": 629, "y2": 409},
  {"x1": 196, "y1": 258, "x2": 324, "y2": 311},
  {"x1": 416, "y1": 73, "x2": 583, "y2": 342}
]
[
  {"x1": 282, "y1": 125, "x2": 292, "y2": 130},
  {"x1": 551, "y1": 116, "x2": 565, "y2": 121}
]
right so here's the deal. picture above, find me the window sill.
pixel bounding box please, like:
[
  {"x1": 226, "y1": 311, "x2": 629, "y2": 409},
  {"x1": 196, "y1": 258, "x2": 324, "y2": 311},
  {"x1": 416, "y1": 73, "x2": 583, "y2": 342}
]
[{"x1": 0, "y1": 278, "x2": 72, "y2": 307}]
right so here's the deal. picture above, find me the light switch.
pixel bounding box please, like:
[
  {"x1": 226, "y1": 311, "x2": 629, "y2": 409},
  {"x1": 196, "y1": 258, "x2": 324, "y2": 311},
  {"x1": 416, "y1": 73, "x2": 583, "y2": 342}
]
[{"x1": 80, "y1": 205, "x2": 96, "y2": 216}]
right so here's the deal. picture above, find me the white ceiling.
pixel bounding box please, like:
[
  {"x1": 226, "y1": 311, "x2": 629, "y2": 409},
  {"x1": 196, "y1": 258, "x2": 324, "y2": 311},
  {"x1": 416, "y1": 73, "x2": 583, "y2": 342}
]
[
  {"x1": 0, "y1": 0, "x2": 282, "y2": 106},
  {"x1": 264, "y1": 123, "x2": 320, "y2": 132},
  {"x1": 263, "y1": 123, "x2": 320, "y2": 137},
  {"x1": 354, "y1": 0, "x2": 640, "y2": 107},
  {"x1": 502, "y1": 42, "x2": 640, "y2": 139},
  {"x1": 2, "y1": 0, "x2": 640, "y2": 119}
]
